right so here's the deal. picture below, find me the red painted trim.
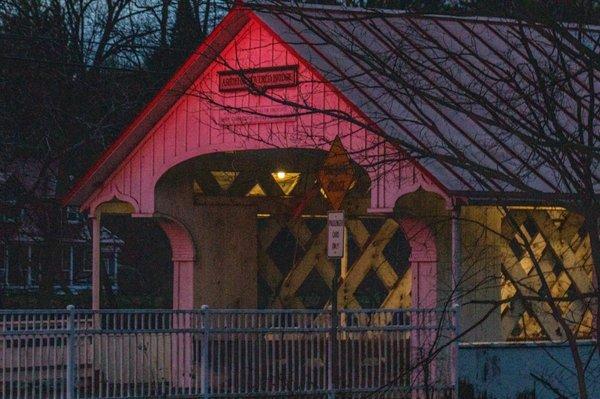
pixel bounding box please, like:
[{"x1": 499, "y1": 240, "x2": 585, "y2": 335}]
[
  {"x1": 248, "y1": 12, "x2": 454, "y2": 197},
  {"x1": 62, "y1": 5, "x2": 250, "y2": 206}
]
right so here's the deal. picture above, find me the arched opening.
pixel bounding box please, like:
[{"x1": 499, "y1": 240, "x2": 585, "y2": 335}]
[
  {"x1": 153, "y1": 149, "x2": 435, "y2": 311},
  {"x1": 155, "y1": 148, "x2": 371, "y2": 213},
  {"x1": 101, "y1": 215, "x2": 172, "y2": 308},
  {"x1": 89, "y1": 199, "x2": 194, "y2": 310},
  {"x1": 394, "y1": 190, "x2": 444, "y2": 309}
]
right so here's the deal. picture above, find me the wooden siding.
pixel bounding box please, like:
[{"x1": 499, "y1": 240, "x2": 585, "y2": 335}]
[{"x1": 82, "y1": 17, "x2": 446, "y2": 217}]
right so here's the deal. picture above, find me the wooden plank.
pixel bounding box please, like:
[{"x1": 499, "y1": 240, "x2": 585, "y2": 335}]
[
  {"x1": 501, "y1": 263, "x2": 560, "y2": 340},
  {"x1": 258, "y1": 253, "x2": 283, "y2": 291},
  {"x1": 286, "y1": 219, "x2": 314, "y2": 247},
  {"x1": 503, "y1": 249, "x2": 542, "y2": 296},
  {"x1": 342, "y1": 219, "x2": 399, "y2": 294},
  {"x1": 277, "y1": 228, "x2": 330, "y2": 303},
  {"x1": 374, "y1": 262, "x2": 400, "y2": 290},
  {"x1": 258, "y1": 218, "x2": 285, "y2": 250},
  {"x1": 381, "y1": 268, "x2": 412, "y2": 309},
  {"x1": 346, "y1": 219, "x2": 370, "y2": 247},
  {"x1": 258, "y1": 217, "x2": 308, "y2": 309}
]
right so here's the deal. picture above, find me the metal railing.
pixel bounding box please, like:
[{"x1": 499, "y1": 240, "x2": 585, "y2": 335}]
[{"x1": 0, "y1": 307, "x2": 455, "y2": 398}]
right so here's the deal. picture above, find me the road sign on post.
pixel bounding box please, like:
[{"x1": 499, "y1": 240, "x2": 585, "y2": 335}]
[
  {"x1": 319, "y1": 137, "x2": 354, "y2": 399},
  {"x1": 327, "y1": 211, "x2": 345, "y2": 259},
  {"x1": 328, "y1": 211, "x2": 343, "y2": 399}
]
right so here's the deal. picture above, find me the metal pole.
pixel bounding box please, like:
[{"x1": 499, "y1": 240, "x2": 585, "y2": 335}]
[
  {"x1": 451, "y1": 206, "x2": 461, "y2": 399},
  {"x1": 201, "y1": 305, "x2": 210, "y2": 399},
  {"x1": 91, "y1": 216, "x2": 101, "y2": 310},
  {"x1": 329, "y1": 257, "x2": 340, "y2": 399},
  {"x1": 66, "y1": 305, "x2": 76, "y2": 399}
]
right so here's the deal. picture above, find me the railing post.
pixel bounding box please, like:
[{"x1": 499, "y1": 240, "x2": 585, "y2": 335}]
[
  {"x1": 451, "y1": 206, "x2": 462, "y2": 399},
  {"x1": 327, "y1": 333, "x2": 333, "y2": 398},
  {"x1": 66, "y1": 305, "x2": 76, "y2": 399},
  {"x1": 451, "y1": 305, "x2": 460, "y2": 399},
  {"x1": 328, "y1": 256, "x2": 341, "y2": 399},
  {"x1": 201, "y1": 305, "x2": 210, "y2": 399}
]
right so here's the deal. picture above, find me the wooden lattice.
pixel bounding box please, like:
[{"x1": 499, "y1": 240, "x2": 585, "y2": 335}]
[
  {"x1": 500, "y1": 209, "x2": 593, "y2": 340},
  {"x1": 187, "y1": 152, "x2": 412, "y2": 311},
  {"x1": 257, "y1": 216, "x2": 412, "y2": 310}
]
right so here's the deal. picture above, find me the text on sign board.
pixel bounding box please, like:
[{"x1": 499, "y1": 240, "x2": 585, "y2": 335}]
[{"x1": 218, "y1": 65, "x2": 298, "y2": 93}]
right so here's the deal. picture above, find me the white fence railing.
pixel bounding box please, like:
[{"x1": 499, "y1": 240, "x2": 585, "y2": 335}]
[{"x1": 0, "y1": 307, "x2": 455, "y2": 398}]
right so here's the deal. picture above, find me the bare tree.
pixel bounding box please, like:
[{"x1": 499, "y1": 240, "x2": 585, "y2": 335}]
[
  {"x1": 0, "y1": 0, "x2": 164, "y2": 305},
  {"x1": 179, "y1": 1, "x2": 599, "y2": 397}
]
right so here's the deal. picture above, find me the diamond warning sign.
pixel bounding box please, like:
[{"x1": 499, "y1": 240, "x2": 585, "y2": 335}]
[{"x1": 318, "y1": 137, "x2": 355, "y2": 210}]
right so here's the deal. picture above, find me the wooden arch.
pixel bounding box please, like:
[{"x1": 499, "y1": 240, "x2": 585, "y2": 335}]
[
  {"x1": 156, "y1": 215, "x2": 196, "y2": 310},
  {"x1": 400, "y1": 218, "x2": 437, "y2": 309}
]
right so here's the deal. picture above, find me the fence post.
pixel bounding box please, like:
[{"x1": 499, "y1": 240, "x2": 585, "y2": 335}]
[
  {"x1": 452, "y1": 304, "x2": 460, "y2": 399},
  {"x1": 451, "y1": 206, "x2": 462, "y2": 399},
  {"x1": 201, "y1": 305, "x2": 210, "y2": 399},
  {"x1": 328, "y1": 257, "x2": 341, "y2": 399},
  {"x1": 66, "y1": 305, "x2": 76, "y2": 399},
  {"x1": 327, "y1": 332, "x2": 333, "y2": 398}
]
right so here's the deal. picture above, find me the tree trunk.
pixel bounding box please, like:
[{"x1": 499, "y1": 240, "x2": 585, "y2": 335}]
[{"x1": 584, "y1": 210, "x2": 600, "y2": 348}]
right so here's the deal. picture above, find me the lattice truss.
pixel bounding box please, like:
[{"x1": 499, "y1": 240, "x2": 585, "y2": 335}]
[
  {"x1": 257, "y1": 216, "x2": 412, "y2": 310},
  {"x1": 500, "y1": 210, "x2": 593, "y2": 340}
]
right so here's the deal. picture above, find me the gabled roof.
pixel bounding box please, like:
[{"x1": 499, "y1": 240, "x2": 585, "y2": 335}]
[
  {"x1": 65, "y1": 2, "x2": 599, "y2": 206},
  {"x1": 251, "y1": 2, "x2": 599, "y2": 198}
]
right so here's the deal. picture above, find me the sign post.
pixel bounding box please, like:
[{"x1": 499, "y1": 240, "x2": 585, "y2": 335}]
[
  {"x1": 318, "y1": 137, "x2": 354, "y2": 399},
  {"x1": 327, "y1": 210, "x2": 344, "y2": 399}
]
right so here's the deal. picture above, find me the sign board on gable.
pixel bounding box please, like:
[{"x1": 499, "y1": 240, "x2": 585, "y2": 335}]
[
  {"x1": 318, "y1": 137, "x2": 355, "y2": 210},
  {"x1": 218, "y1": 65, "x2": 298, "y2": 93},
  {"x1": 327, "y1": 211, "x2": 345, "y2": 259}
]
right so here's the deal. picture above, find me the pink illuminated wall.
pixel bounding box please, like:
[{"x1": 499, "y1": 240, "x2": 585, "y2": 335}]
[
  {"x1": 157, "y1": 218, "x2": 195, "y2": 310},
  {"x1": 83, "y1": 16, "x2": 447, "y2": 217}
]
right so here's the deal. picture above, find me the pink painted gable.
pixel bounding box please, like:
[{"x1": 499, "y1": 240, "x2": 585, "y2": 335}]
[{"x1": 82, "y1": 16, "x2": 446, "y2": 216}]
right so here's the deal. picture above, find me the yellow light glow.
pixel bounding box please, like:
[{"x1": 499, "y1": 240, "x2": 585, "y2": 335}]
[
  {"x1": 271, "y1": 172, "x2": 300, "y2": 195},
  {"x1": 246, "y1": 183, "x2": 267, "y2": 196}
]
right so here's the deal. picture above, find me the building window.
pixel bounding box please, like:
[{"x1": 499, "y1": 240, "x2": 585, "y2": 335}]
[
  {"x1": 1, "y1": 234, "x2": 121, "y2": 292},
  {"x1": 66, "y1": 206, "x2": 82, "y2": 224},
  {"x1": 0, "y1": 243, "x2": 6, "y2": 285},
  {"x1": 5, "y1": 243, "x2": 29, "y2": 287},
  {"x1": 72, "y1": 244, "x2": 91, "y2": 286}
]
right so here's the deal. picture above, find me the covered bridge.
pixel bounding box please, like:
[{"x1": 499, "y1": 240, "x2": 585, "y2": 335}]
[{"x1": 64, "y1": 2, "x2": 595, "y2": 346}]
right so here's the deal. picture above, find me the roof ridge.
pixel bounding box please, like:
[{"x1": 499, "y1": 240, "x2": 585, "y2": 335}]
[{"x1": 246, "y1": 0, "x2": 600, "y2": 31}]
